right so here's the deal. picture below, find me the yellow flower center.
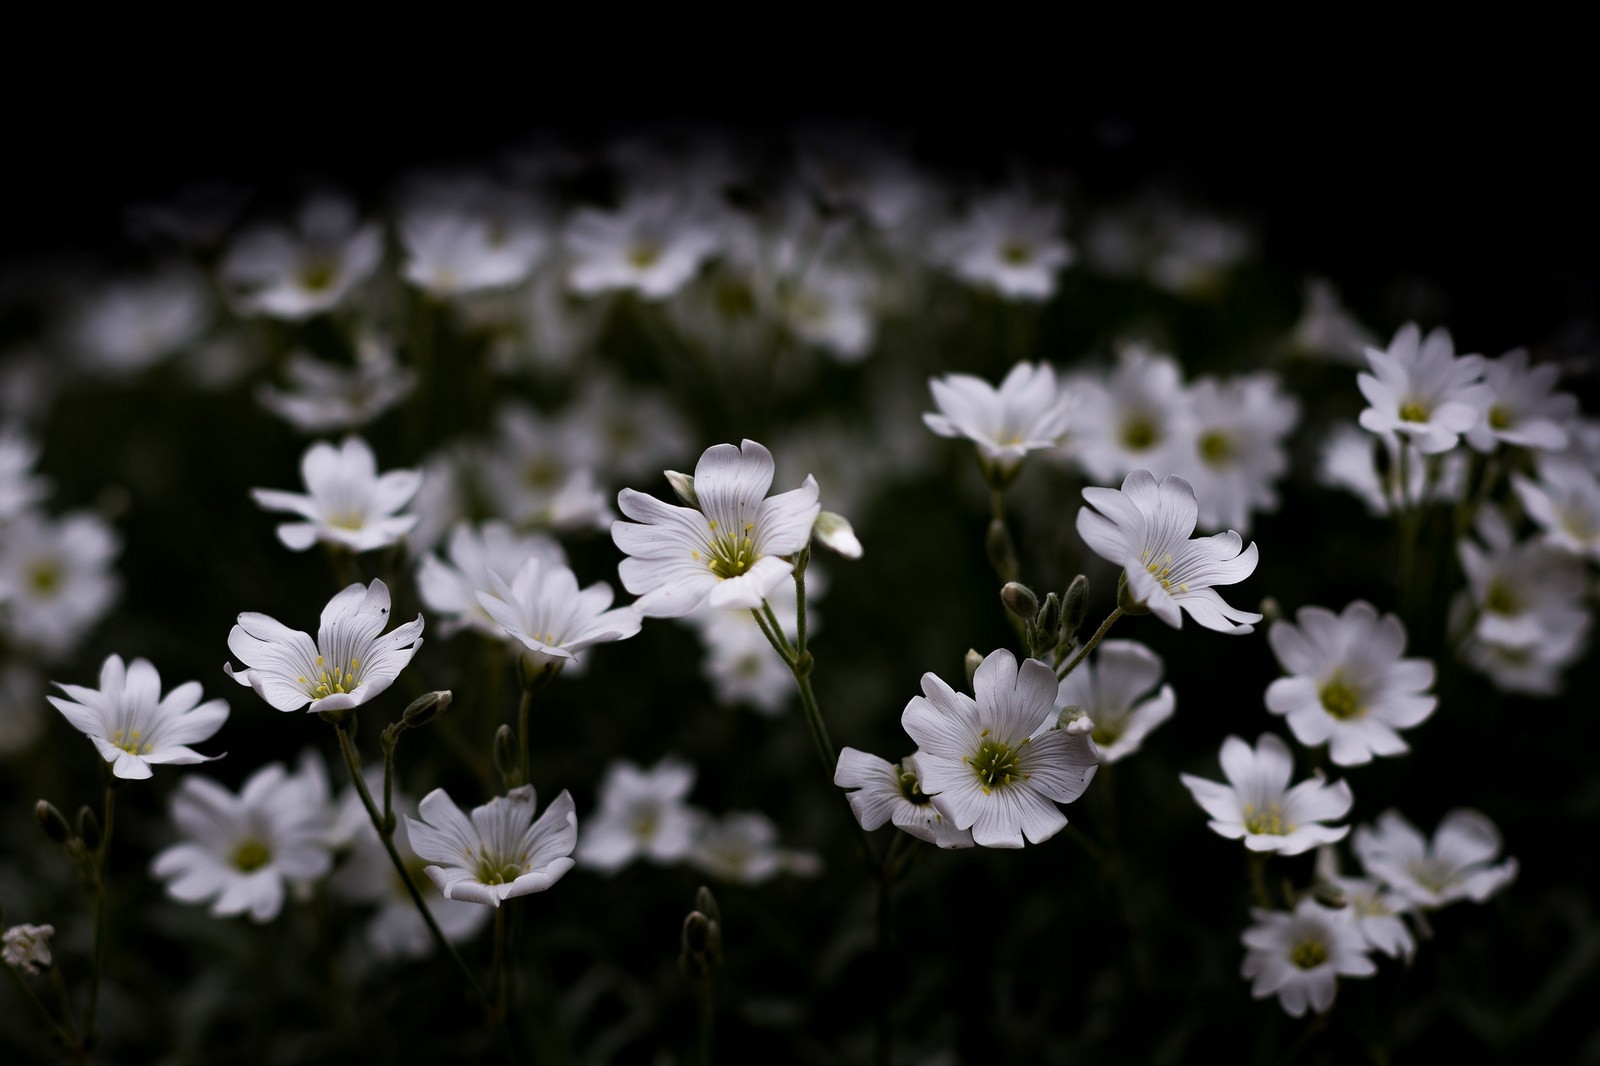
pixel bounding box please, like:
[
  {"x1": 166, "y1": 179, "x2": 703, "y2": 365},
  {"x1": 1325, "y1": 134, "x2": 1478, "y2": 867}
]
[
  {"x1": 1241, "y1": 801, "x2": 1295, "y2": 837},
  {"x1": 26, "y1": 560, "x2": 61, "y2": 595},
  {"x1": 999, "y1": 240, "x2": 1033, "y2": 265},
  {"x1": 1487, "y1": 405, "x2": 1511, "y2": 430},
  {"x1": 1121, "y1": 417, "x2": 1158, "y2": 450},
  {"x1": 627, "y1": 243, "x2": 662, "y2": 269},
  {"x1": 1290, "y1": 939, "x2": 1328, "y2": 969},
  {"x1": 1398, "y1": 401, "x2": 1430, "y2": 423},
  {"x1": 109, "y1": 728, "x2": 154, "y2": 755},
  {"x1": 300, "y1": 655, "x2": 363, "y2": 700},
  {"x1": 1318, "y1": 677, "x2": 1365, "y2": 720},
  {"x1": 700, "y1": 519, "x2": 759, "y2": 579},
  {"x1": 298, "y1": 259, "x2": 338, "y2": 293},
  {"x1": 964, "y1": 732, "x2": 1030, "y2": 795},
  {"x1": 1198, "y1": 429, "x2": 1236, "y2": 466},
  {"x1": 233, "y1": 840, "x2": 272, "y2": 873}
]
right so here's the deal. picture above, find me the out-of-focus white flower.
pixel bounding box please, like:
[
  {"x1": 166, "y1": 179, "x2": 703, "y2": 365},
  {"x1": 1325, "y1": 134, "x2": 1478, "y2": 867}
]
[
  {"x1": 0, "y1": 661, "x2": 45, "y2": 754},
  {"x1": 1455, "y1": 508, "x2": 1588, "y2": 651},
  {"x1": 904, "y1": 649, "x2": 1098, "y2": 849},
  {"x1": 250, "y1": 436, "x2": 421, "y2": 553},
  {"x1": 923, "y1": 362, "x2": 1074, "y2": 483},
  {"x1": 562, "y1": 378, "x2": 694, "y2": 482},
  {"x1": 1077, "y1": 470, "x2": 1261, "y2": 634},
  {"x1": 66, "y1": 266, "x2": 211, "y2": 374},
  {"x1": 2, "y1": 923, "x2": 55, "y2": 975},
  {"x1": 1240, "y1": 899, "x2": 1375, "y2": 1017},
  {"x1": 1465, "y1": 348, "x2": 1577, "y2": 453},
  {"x1": 257, "y1": 341, "x2": 416, "y2": 434},
  {"x1": 1322, "y1": 868, "x2": 1416, "y2": 962},
  {"x1": 576, "y1": 757, "x2": 705, "y2": 874},
  {"x1": 1354, "y1": 809, "x2": 1518, "y2": 909},
  {"x1": 1083, "y1": 197, "x2": 1251, "y2": 296},
  {"x1": 936, "y1": 188, "x2": 1072, "y2": 301},
  {"x1": 1289, "y1": 278, "x2": 1377, "y2": 365},
  {"x1": 220, "y1": 194, "x2": 382, "y2": 320},
  {"x1": 565, "y1": 191, "x2": 721, "y2": 300},
  {"x1": 1174, "y1": 374, "x2": 1298, "y2": 534},
  {"x1": 1357, "y1": 323, "x2": 1491, "y2": 454},
  {"x1": 1512, "y1": 467, "x2": 1600, "y2": 562},
  {"x1": 225, "y1": 579, "x2": 423, "y2": 714},
  {"x1": 781, "y1": 262, "x2": 879, "y2": 362},
  {"x1": 1265, "y1": 602, "x2": 1436, "y2": 767},
  {"x1": 834, "y1": 748, "x2": 974, "y2": 849},
  {"x1": 406, "y1": 785, "x2": 577, "y2": 907},
  {"x1": 1069, "y1": 345, "x2": 1189, "y2": 484},
  {"x1": 1318, "y1": 426, "x2": 1467, "y2": 516},
  {"x1": 1457, "y1": 621, "x2": 1589, "y2": 696},
  {"x1": 0, "y1": 510, "x2": 119, "y2": 658},
  {"x1": 482, "y1": 406, "x2": 613, "y2": 533},
  {"x1": 687, "y1": 572, "x2": 814, "y2": 715},
  {"x1": 688, "y1": 810, "x2": 820, "y2": 884},
  {"x1": 1054, "y1": 639, "x2": 1175, "y2": 764},
  {"x1": 150, "y1": 753, "x2": 335, "y2": 923},
  {"x1": 398, "y1": 177, "x2": 550, "y2": 296},
  {"x1": 1180, "y1": 734, "x2": 1352, "y2": 855},
  {"x1": 417, "y1": 521, "x2": 567, "y2": 638},
  {"x1": 405, "y1": 450, "x2": 470, "y2": 554},
  {"x1": 613, "y1": 439, "x2": 819, "y2": 618},
  {"x1": 0, "y1": 425, "x2": 50, "y2": 521},
  {"x1": 792, "y1": 125, "x2": 930, "y2": 233},
  {"x1": 475, "y1": 556, "x2": 641, "y2": 674},
  {"x1": 49, "y1": 654, "x2": 227, "y2": 780}
]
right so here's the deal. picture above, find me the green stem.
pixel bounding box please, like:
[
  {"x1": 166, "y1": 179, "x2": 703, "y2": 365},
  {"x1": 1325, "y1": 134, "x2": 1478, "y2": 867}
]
[
  {"x1": 792, "y1": 551, "x2": 811, "y2": 658},
  {"x1": 82, "y1": 779, "x2": 116, "y2": 1049},
  {"x1": 517, "y1": 688, "x2": 533, "y2": 790},
  {"x1": 875, "y1": 834, "x2": 907, "y2": 1066},
  {"x1": 694, "y1": 980, "x2": 714, "y2": 1066},
  {"x1": 2, "y1": 961, "x2": 77, "y2": 1051},
  {"x1": 1057, "y1": 608, "x2": 1125, "y2": 679},
  {"x1": 1248, "y1": 852, "x2": 1271, "y2": 909},
  {"x1": 749, "y1": 607, "x2": 796, "y2": 668}
]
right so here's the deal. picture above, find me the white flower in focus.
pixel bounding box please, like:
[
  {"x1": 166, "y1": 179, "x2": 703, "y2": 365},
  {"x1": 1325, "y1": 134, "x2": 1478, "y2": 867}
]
[
  {"x1": 406, "y1": 785, "x2": 577, "y2": 907},
  {"x1": 1076, "y1": 470, "x2": 1262, "y2": 634},
  {"x1": 565, "y1": 191, "x2": 721, "y2": 300},
  {"x1": 2, "y1": 923, "x2": 55, "y2": 975},
  {"x1": 936, "y1": 187, "x2": 1073, "y2": 301},
  {"x1": 475, "y1": 556, "x2": 641, "y2": 674},
  {"x1": 1264, "y1": 602, "x2": 1436, "y2": 767},
  {"x1": 0, "y1": 425, "x2": 50, "y2": 521},
  {"x1": 904, "y1": 649, "x2": 1099, "y2": 849},
  {"x1": 257, "y1": 342, "x2": 417, "y2": 434},
  {"x1": 49, "y1": 654, "x2": 228, "y2": 780},
  {"x1": 613, "y1": 439, "x2": 820, "y2": 618},
  {"x1": 1240, "y1": 899, "x2": 1376, "y2": 1017},
  {"x1": 1175, "y1": 374, "x2": 1298, "y2": 533},
  {"x1": 1180, "y1": 734, "x2": 1352, "y2": 855},
  {"x1": 150, "y1": 754, "x2": 335, "y2": 923},
  {"x1": 1464, "y1": 348, "x2": 1577, "y2": 453},
  {"x1": 834, "y1": 748, "x2": 974, "y2": 849},
  {"x1": 1069, "y1": 346, "x2": 1189, "y2": 484},
  {"x1": 220, "y1": 194, "x2": 382, "y2": 320},
  {"x1": 224, "y1": 579, "x2": 424, "y2": 714},
  {"x1": 416, "y1": 521, "x2": 567, "y2": 638},
  {"x1": 923, "y1": 362, "x2": 1074, "y2": 483},
  {"x1": 576, "y1": 758, "x2": 705, "y2": 874},
  {"x1": 250, "y1": 436, "x2": 421, "y2": 553},
  {"x1": 0, "y1": 510, "x2": 119, "y2": 658},
  {"x1": 688, "y1": 810, "x2": 820, "y2": 884},
  {"x1": 1054, "y1": 639, "x2": 1175, "y2": 764},
  {"x1": 1512, "y1": 467, "x2": 1600, "y2": 562},
  {"x1": 1354, "y1": 809, "x2": 1518, "y2": 909},
  {"x1": 1357, "y1": 323, "x2": 1491, "y2": 454}
]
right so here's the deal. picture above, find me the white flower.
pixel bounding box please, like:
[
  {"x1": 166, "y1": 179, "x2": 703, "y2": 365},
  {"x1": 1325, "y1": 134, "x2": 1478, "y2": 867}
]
[
  {"x1": 416, "y1": 520, "x2": 567, "y2": 638},
  {"x1": 1289, "y1": 278, "x2": 1377, "y2": 365},
  {"x1": 1180, "y1": 734, "x2": 1352, "y2": 855},
  {"x1": 1458, "y1": 619, "x2": 1590, "y2": 696},
  {"x1": 1068, "y1": 345, "x2": 1189, "y2": 484},
  {"x1": 781, "y1": 263, "x2": 879, "y2": 362},
  {"x1": 0, "y1": 510, "x2": 119, "y2": 658},
  {"x1": 251, "y1": 436, "x2": 421, "y2": 553},
  {"x1": 1357, "y1": 323, "x2": 1492, "y2": 454},
  {"x1": 936, "y1": 187, "x2": 1072, "y2": 301},
  {"x1": 1076, "y1": 469, "x2": 1262, "y2": 634},
  {"x1": 834, "y1": 748, "x2": 974, "y2": 849},
  {"x1": 1456, "y1": 507, "x2": 1587, "y2": 651},
  {"x1": 903, "y1": 649, "x2": 1099, "y2": 849},
  {"x1": 1354, "y1": 809, "x2": 1517, "y2": 909},
  {"x1": 576, "y1": 757, "x2": 705, "y2": 874},
  {"x1": 482, "y1": 405, "x2": 613, "y2": 533},
  {"x1": 687, "y1": 572, "x2": 812, "y2": 715},
  {"x1": 1264, "y1": 602, "x2": 1437, "y2": 767},
  {"x1": 1464, "y1": 348, "x2": 1577, "y2": 453},
  {"x1": 1326, "y1": 874, "x2": 1416, "y2": 962},
  {"x1": 225, "y1": 579, "x2": 424, "y2": 714},
  {"x1": 923, "y1": 362, "x2": 1074, "y2": 482},
  {"x1": 1054, "y1": 639, "x2": 1175, "y2": 764},
  {"x1": 406, "y1": 785, "x2": 577, "y2": 907},
  {"x1": 0, "y1": 425, "x2": 49, "y2": 521},
  {"x1": 150, "y1": 753, "x2": 335, "y2": 923},
  {"x1": 1512, "y1": 467, "x2": 1600, "y2": 562},
  {"x1": 399, "y1": 181, "x2": 549, "y2": 297},
  {"x1": 1240, "y1": 899, "x2": 1376, "y2": 1017},
  {"x1": 563, "y1": 377, "x2": 694, "y2": 481},
  {"x1": 2, "y1": 923, "x2": 55, "y2": 975},
  {"x1": 1318, "y1": 425, "x2": 1466, "y2": 516},
  {"x1": 66, "y1": 266, "x2": 211, "y2": 374},
  {"x1": 257, "y1": 342, "x2": 416, "y2": 434},
  {"x1": 613, "y1": 439, "x2": 820, "y2": 618},
  {"x1": 475, "y1": 556, "x2": 641, "y2": 673},
  {"x1": 564, "y1": 191, "x2": 721, "y2": 300},
  {"x1": 688, "y1": 810, "x2": 820, "y2": 884},
  {"x1": 1174, "y1": 374, "x2": 1298, "y2": 534},
  {"x1": 220, "y1": 194, "x2": 382, "y2": 320},
  {"x1": 49, "y1": 654, "x2": 228, "y2": 780}
]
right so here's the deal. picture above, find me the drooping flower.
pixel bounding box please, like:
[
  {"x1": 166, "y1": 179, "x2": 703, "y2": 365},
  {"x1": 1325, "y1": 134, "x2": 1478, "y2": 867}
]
[
  {"x1": 49, "y1": 654, "x2": 228, "y2": 780},
  {"x1": 475, "y1": 556, "x2": 641, "y2": 674},
  {"x1": 834, "y1": 748, "x2": 974, "y2": 849},
  {"x1": 575, "y1": 757, "x2": 705, "y2": 874},
  {"x1": 1054, "y1": 639, "x2": 1175, "y2": 764},
  {"x1": 150, "y1": 753, "x2": 335, "y2": 923},
  {"x1": 903, "y1": 648, "x2": 1099, "y2": 849},
  {"x1": 1264, "y1": 601, "x2": 1436, "y2": 766},
  {"x1": 250, "y1": 436, "x2": 421, "y2": 553},
  {"x1": 224, "y1": 579, "x2": 424, "y2": 714},
  {"x1": 1240, "y1": 899, "x2": 1376, "y2": 1017},
  {"x1": 1180, "y1": 733, "x2": 1352, "y2": 855},
  {"x1": 613, "y1": 439, "x2": 820, "y2": 618},
  {"x1": 1353, "y1": 809, "x2": 1518, "y2": 909},
  {"x1": 1076, "y1": 469, "x2": 1261, "y2": 634},
  {"x1": 257, "y1": 342, "x2": 416, "y2": 434},
  {"x1": 405, "y1": 785, "x2": 577, "y2": 907},
  {"x1": 923, "y1": 362, "x2": 1074, "y2": 484},
  {"x1": 1357, "y1": 323, "x2": 1491, "y2": 454}
]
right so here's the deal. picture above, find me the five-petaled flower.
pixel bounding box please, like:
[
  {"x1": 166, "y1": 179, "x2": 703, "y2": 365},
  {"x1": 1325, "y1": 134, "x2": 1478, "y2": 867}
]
[
  {"x1": 250, "y1": 436, "x2": 421, "y2": 553},
  {"x1": 406, "y1": 785, "x2": 577, "y2": 907},
  {"x1": 49, "y1": 653, "x2": 228, "y2": 780},
  {"x1": 1180, "y1": 733, "x2": 1353, "y2": 855}
]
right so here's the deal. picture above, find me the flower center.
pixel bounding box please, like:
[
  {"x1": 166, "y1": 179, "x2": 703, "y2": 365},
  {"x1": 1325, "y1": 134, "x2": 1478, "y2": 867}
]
[
  {"x1": 1398, "y1": 401, "x2": 1430, "y2": 423},
  {"x1": 965, "y1": 733, "x2": 1029, "y2": 795},
  {"x1": 475, "y1": 851, "x2": 530, "y2": 886},
  {"x1": 26, "y1": 559, "x2": 61, "y2": 596},
  {"x1": 1139, "y1": 550, "x2": 1186, "y2": 592},
  {"x1": 1484, "y1": 579, "x2": 1519, "y2": 616},
  {"x1": 109, "y1": 728, "x2": 154, "y2": 756},
  {"x1": 701, "y1": 520, "x2": 759, "y2": 579},
  {"x1": 1407, "y1": 858, "x2": 1455, "y2": 894},
  {"x1": 897, "y1": 769, "x2": 933, "y2": 806},
  {"x1": 326, "y1": 509, "x2": 365, "y2": 531},
  {"x1": 1198, "y1": 429, "x2": 1236, "y2": 466},
  {"x1": 631, "y1": 810, "x2": 660, "y2": 842},
  {"x1": 1090, "y1": 716, "x2": 1124, "y2": 747},
  {"x1": 523, "y1": 458, "x2": 559, "y2": 489},
  {"x1": 1241, "y1": 801, "x2": 1294, "y2": 836},
  {"x1": 1121, "y1": 416, "x2": 1158, "y2": 451},
  {"x1": 298, "y1": 259, "x2": 338, "y2": 293},
  {"x1": 1487, "y1": 405, "x2": 1511, "y2": 430},
  {"x1": 999, "y1": 240, "x2": 1033, "y2": 266},
  {"x1": 627, "y1": 242, "x2": 662, "y2": 270},
  {"x1": 233, "y1": 839, "x2": 272, "y2": 873},
  {"x1": 1290, "y1": 939, "x2": 1328, "y2": 970},
  {"x1": 1318, "y1": 677, "x2": 1365, "y2": 720},
  {"x1": 300, "y1": 655, "x2": 363, "y2": 700}
]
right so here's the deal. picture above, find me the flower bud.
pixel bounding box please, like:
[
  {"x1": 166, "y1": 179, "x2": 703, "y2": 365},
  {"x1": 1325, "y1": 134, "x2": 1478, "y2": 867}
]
[
  {"x1": 664, "y1": 469, "x2": 699, "y2": 509},
  {"x1": 694, "y1": 884, "x2": 722, "y2": 930},
  {"x1": 1036, "y1": 592, "x2": 1063, "y2": 644},
  {"x1": 813, "y1": 511, "x2": 862, "y2": 559},
  {"x1": 1062, "y1": 574, "x2": 1090, "y2": 635},
  {"x1": 986, "y1": 518, "x2": 1018, "y2": 582},
  {"x1": 1056, "y1": 705, "x2": 1095, "y2": 736},
  {"x1": 1000, "y1": 582, "x2": 1038, "y2": 622},
  {"x1": 492, "y1": 725, "x2": 520, "y2": 788},
  {"x1": 400, "y1": 690, "x2": 452, "y2": 730},
  {"x1": 35, "y1": 801, "x2": 71, "y2": 845},
  {"x1": 77, "y1": 806, "x2": 102, "y2": 852},
  {"x1": 964, "y1": 648, "x2": 983, "y2": 688}
]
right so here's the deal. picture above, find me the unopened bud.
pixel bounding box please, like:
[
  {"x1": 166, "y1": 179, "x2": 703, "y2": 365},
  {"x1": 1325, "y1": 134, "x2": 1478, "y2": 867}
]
[
  {"x1": 493, "y1": 725, "x2": 520, "y2": 787},
  {"x1": 1001, "y1": 582, "x2": 1039, "y2": 622},
  {"x1": 76, "y1": 806, "x2": 102, "y2": 852},
  {"x1": 964, "y1": 649, "x2": 984, "y2": 688},
  {"x1": 813, "y1": 511, "x2": 862, "y2": 559},
  {"x1": 1259, "y1": 597, "x2": 1282, "y2": 625},
  {"x1": 1062, "y1": 574, "x2": 1090, "y2": 635},
  {"x1": 1056, "y1": 705, "x2": 1095, "y2": 736},
  {"x1": 1036, "y1": 592, "x2": 1063, "y2": 643},
  {"x1": 35, "y1": 801, "x2": 71, "y2": 845},
  {"x1": 664, "y1": 470, "x2": 699, "y2": 508},
  {"x1": 400, "y1": 690, "x2": 451, "y2": 729},
  {"x1": 986, "y1": 519, "x2": 1017, "y2": 582},
  {"x1": 1116, "y1": 570, "x2": 1151, "y2": 615}
]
